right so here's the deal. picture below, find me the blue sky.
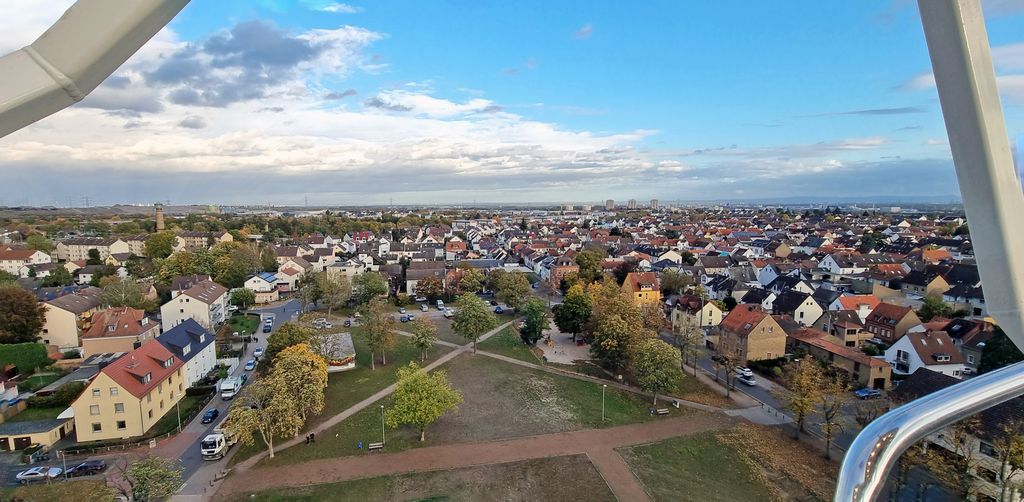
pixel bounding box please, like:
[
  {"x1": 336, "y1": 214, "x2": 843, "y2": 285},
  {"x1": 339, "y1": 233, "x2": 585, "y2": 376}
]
[{"x1": 1, "y1": 0, "x2": 1022, "y2": 205}]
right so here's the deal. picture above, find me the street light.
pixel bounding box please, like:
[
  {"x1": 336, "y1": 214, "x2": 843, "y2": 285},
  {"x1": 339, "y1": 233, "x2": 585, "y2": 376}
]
[
  {"x1": 602, "y1": 384, "x2": 607, "y2": 422},
  {"x1": 176, "y1": 400, "x2": 181, "y2": 433},
  {"x1": 57, "y1": 450, "x2": 67, "y2": 480},
  {"x1": 380, "y1": 405, "x2": 385, "y2": 445}
]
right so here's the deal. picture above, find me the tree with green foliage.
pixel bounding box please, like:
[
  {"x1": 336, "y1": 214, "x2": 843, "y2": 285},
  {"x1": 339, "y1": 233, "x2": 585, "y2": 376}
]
[
  {"x1": 260, "y1": 246, "x2": 278, "y2": 272},
  {"x1": 775, "y1": 358, "x2": 823, "y2": 439},
  {"x1": 0, "y1": 270, "x2": 17, "y2": 287},
  {"x1": 452, "y1": 294, "x2": 497, "y2": 352},
  {"x1": 263, "y1": 323, "x2": 313, "y2": 370},
  {"x1": 0, "y1": 343, "x2": 52, "y2": 373},
  {"x1": 296, "y1": 270, "x2": 323, "y2": 312},
  {"x1": 722, "y1": 296, "x2": 737, "y2": 311},
  {"x1": 980, "y1": 326, "x2": 1024, "y2": 373},
  {"x1": 519, "y1": 297, "x2": 549, "y2": 345},
  {"x1": 224, "y1": 373, "x2": 303, "y2": 459},
  {"x1": 317, "y1": 272, "x2": 352, "y2": 318},
  {"x1": 681, "y1": 251, "x2": 697, "y2": 265},
  {"x1": 230, "y1": 288, "x2": 256, "y2": 310},
  {"x1": 25, "y1": 234, "x2": 53, "y2": 254},
  {"x1": 270, "y1": 343, "x2": 328, "y2": 421},
  {"x1": 154, "y1": 249, "x2": 212, "y2": 284},
  {"x1": 553, "y1": 284, "x2": 592, "y2": 342},
  {"x1": 352, "y1": 271, "x2": 389, "y2": 304},
  {"x1": 39, "y1": 266, "x2": 73, "y2": 287},
  {"x1": 917, "y1": 294, "x2": 953, "y2": 322},
  {"x1": 0, "y1": 287, "x2": 47, "y2": 344},
  {"x1": 116, "y1": 456, "x2": 183, "y2": 502},
  {"x1": 408, "y1": 316, "x2": 438, "y2": 361},
  {"x1": 633, "y1": 338, "x2": 682, "y2": 405},
  {"x1": 612, "y1": 261, "x2": 637, "y2": 285},
  {"x1": 458, "y1": 267, "x2": 485, "y2": 294},
  {"x1": 362, "y1": 298, "x2": 396, "y2": 369},
  {"x1": 99, "y1": 276, "x2": 149, "y2": 309},
  {"x1": 86, "y1": 248, "x2": 102, "y2": 265},
  {"x1": 485, "y1": 268, "x2": 506, "y2": 293},
  {"x1": 575, "y1": 249, "x2": 605, "y2": 284},
  {"x1": 658, "y1": 268, "x2": 690, "y2": 296},
  {"x1": 415, "y1": 275, "x2": 444, "y2": 301},
  {"x1": 495, "y1": 271, "x2": 531, "y2": 310},
  {"x1": 386, "y1": 362, "x2": 463, "y2": 442}
]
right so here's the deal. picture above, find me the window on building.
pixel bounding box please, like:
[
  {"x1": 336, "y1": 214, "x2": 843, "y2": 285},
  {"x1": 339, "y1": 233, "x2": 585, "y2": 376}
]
[
  {"x1": 147, "y1": 393, "x2": 152, "y2": 403},
  {"x1": 968, "y1": 354, "x2": 975, "y2": 364},
  {"x1": 109, "y1": 387, "x2": 118, "y2": 396},
  {"x1": 116, "y1": 420, "x2": 126, "y2": 430},
  {"x1": 148, "y1": 410, "x2": 153, "y2": 419},
  {"x1": 160, "y1": 400, "x2": 164, "y2": 409},
  {"x1": 980, "y1": 441, "x2": 997, "y2": 457},
  {"x1": 91, "y1": 423, "x2": 102, "y2": 432},
  {"x1": 92, "y1": 389, "x2": 101, "y2": 398},
  {"x1": 89, "y1": 405, "x2": 100, "y2": 415},
  {"x1": 114, "y1": 403, "x2": 124, "y2": 414}
]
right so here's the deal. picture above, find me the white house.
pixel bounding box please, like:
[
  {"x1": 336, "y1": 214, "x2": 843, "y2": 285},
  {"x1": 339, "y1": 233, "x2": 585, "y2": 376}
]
[
  {"x1": 0, "y1": 249, "x2": 51, "y2": 277},
  {"x1": 157, "y1": 319, "x2": 217, "y2": 387},
  {"x1": 244, "y1": 272, "x2": 280, "y2": 304},
  {"x1": 160, "y1": 280, "x2": 228, "y2": 330},
  {"x1": 884, "y1": 331, "x2": 966, "y2": 379}
]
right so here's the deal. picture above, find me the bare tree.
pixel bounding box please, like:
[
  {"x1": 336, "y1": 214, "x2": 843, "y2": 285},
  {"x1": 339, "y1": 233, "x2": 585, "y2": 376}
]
[
  {"x1": 818, "y1": 372, "x2": 850, "y2": 460},
  {"x1": 929, "y1": 416, "x2": 984, "y2": 501},
  {"x1": 992, "y1": 419, "x2": 1024, "y2": 502},
  {"x1": 671, "y1": 316, "x2": 701, "y2": 376}
]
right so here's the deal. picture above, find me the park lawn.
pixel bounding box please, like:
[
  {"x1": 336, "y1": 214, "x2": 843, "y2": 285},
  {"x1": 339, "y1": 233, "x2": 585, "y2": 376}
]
[
  {"x1": 19, "y1": 373, "x2": 60, "y2": 392},
  {"x1": 231, "y1": 333, "x2": 453, "y2": 466},
  {"x1": 7, "y1": 406, "x2": 64, "y2": 422},
  {"x1": 476, "y1": 325, "x2": 539, "y2": 363},
  {"x1": 0, "y1": 480, "x2": 116, "y2": 502},
  {"x1": 434, "y1": 313, "x2": 509, "y2": 345},
  {"x1": 619, "y1": 431, "x2": 773, "y2": 502},
  {"x1": 150, "y1": 395, "x2": 204, "y2": 436},
  {"x1": 228, "y1": 314, "x2": 260, "y2": 335},
  {"x1": 262, "y1": 352, "x2": 691, "y2": 466},
  {"x1": 671, "y1": 371, "x2": 736, "y2": 409},
  {"x1": 235, "y1": 455, "x2": 615, "y2": 502}
]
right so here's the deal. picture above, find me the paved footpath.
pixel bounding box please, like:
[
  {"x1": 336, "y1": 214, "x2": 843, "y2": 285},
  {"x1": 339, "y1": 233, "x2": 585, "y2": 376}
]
[{"x1": 217, "y1": 413, "x2": 736, "y2": 501}]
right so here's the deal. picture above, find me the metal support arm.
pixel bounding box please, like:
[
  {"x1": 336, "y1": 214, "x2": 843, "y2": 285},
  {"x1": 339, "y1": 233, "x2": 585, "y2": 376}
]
[{"x1": 835, "y1": 0, "x2": 1024, "y2": 500}]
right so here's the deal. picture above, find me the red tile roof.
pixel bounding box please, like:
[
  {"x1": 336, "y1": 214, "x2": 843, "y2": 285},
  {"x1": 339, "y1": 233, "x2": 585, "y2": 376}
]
[
  {"x1": 623, "y1": 272, "x2": 659, "y2": 294},
  {"x1": 720, "y1": 305, "x2": 769, "y2": 336},
  {"x1": 82, "y1": 307, "x2": 155, "y2": 339},
  {"x1": 838, "y1": 294, "x2": 880, "y2": 311},
  {"x1": 101, "y1": 340, "x2": 182, "y2": 399},
  {"x1": 790, "y1": 328, "x2": 888, "y2": 367}
]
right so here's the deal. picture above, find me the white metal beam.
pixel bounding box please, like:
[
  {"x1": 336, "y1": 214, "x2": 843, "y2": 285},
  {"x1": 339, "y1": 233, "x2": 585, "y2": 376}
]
[{"x1": 0, "y1": 0, "x2": 189, "y2": 138}]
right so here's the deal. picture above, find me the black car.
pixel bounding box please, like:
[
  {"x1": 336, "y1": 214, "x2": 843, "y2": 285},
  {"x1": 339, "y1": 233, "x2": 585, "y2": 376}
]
[
  {"x1": 67, "y1": 460, "x2": 106, "y2": 477},
  {"x1": 490, "y1": 300, "x2": 498, "y2": 306},
  {"x1": 201, "y1": 408, "x2": 220, "y2": 424}
]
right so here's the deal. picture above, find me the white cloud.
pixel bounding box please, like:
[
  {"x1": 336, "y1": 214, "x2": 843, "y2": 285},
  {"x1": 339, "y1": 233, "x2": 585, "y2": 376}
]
[
  {"x1": 321, "y1": 3, "x2": 362, "y2": 14},
  {"x1": 900, "y1": 42, "x2": 1024, "y2": 103},
  {"x1": 573, "y1": 24, "x2": 594, "y2": 39}
]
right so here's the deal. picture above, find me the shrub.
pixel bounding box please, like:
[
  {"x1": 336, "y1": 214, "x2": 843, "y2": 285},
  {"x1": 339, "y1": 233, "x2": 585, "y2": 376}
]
[
  {"x1": 185, "y1": 385, "x2": 216, "y2": 397},
  {"x1": 393, "y1": 294, "x2": 413, "y2": 307},
  {"x1": 28, "y1": 381, "x2": 86, "y2": 407},
  {"x1": 62, "y1": 349, "x2": 81, "y2": 359},
  {"x1": 0, "y1": 343, "x2": 51, "y2": 374}
]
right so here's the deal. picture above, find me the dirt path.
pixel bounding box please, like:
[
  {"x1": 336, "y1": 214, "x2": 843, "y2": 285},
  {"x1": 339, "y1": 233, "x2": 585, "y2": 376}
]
[
  {"x1": 229, "y1": 320, "x2": 517, "y2": 474},
  {"x1": 218, "y1": 413, "x2": 735, "y2": 501}
]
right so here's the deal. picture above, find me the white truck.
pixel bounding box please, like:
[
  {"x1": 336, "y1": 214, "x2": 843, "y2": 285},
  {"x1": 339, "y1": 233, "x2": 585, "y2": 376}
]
[
  {"x1": 219, "y1": 377, "x2": 242, "y2": 400},
  {"x1": 200, "y1": 425, "x2": 237, "y2": 461}
]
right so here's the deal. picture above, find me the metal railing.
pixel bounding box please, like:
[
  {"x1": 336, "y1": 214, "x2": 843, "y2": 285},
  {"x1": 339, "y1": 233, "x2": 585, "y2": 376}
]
[{"x1": 835, "y1": 0, "x2": 1024, "y2": 500}]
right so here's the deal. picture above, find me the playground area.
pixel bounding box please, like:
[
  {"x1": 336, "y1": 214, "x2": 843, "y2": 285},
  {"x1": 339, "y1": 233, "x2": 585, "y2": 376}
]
[{"x1": 537, "y1": 326, "x2": 590, "y2": 364}]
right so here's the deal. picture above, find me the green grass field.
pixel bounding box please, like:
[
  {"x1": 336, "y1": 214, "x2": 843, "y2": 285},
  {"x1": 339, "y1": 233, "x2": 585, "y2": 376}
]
[
  {"x1": 261, "y1": 352, "x2": 690, "y2": 467},
  {"x1": 619, "y1": 432, "x2": 772, "y2": 501},
  {"x1": 228, "y1": 314, "x2": 260, "y2": 335},
  {"x1": 234, "y1": 455, "x2": 615, "y2": 502},
  {"x1": 19, "y1": 373, "x2": 60, "y2": 393},
  {"x1": 476, "y1": 325, "x2": 538, "y2": 363},
  {"x1": 230, "y1": 333, "x2": 453, "y2": 465},
  {"x1": 6, "y1": 406, "x2": 64, "y2": 422}
]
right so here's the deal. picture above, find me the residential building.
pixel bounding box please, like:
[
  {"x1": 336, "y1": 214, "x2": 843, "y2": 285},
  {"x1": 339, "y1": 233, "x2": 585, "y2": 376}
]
[
  {"x1": 159, "y1": 280, "x2": 228, "y2": 330},
  {"x1": 157, "y1": 319, "x2": 216, "y2": 387},
  {"x1": 55, "y1": 237, "x2": 130, "y2": 262},
  {"x1": 670, "y1": 294, "x2": 723, "y2": 332},
  {"x1": 80, "y1": 307, "x2": 160, "y2": 357},
  {"x1": 547, "y1": 254, "x2": 579, "y2": 288},
  {"x1": 0, "y1": 249, "x2": 51, "y2": 277},
  {"x1": 788, "y1": 328, "x2": 891, "y2": 390},
  {"x1": 70, "y1": 340, "x2": 185, "y2": 442},
  {"x1": 621, "y1": 272, "x2": 661, "y2": 305},
  {"x1": 713, "y1": 305, "x2": 786, "y2": 362},
  {"x1": 813, "y1": 310, "x2": 872, "y2": 348},
  {"x1": 884, "y1": 330, "x2": 965, "y2": 378},
  {"x1": 173, "y1": 231, "x2": 233, "y2": 251},
  {"x1": 771, "y1": 289, "x2": 824, "y2": 326},
  {"x1": 0, "y1": 419, "x2": 74, "y2": 451},
  {"x1": 244, "y1": 272, "x2": 280, "y2": 304},
  {"x1": 40, "y1": 287, "x2": 103, "y2": 349},
  {"x1": 865, "y1": 303, "x2": 921, "y2": 343}
]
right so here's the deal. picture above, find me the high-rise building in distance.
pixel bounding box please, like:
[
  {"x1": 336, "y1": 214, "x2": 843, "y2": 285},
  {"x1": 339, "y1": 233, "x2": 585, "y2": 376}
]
[
  {"x1": 627, "y1": 199, "x2": 637, "y2": 209},
  {"x1": 605, "y1": 199, "x2": 615, "y2": 210},
  {"x1": 650, "y1": 199, "x2": 659, "y2": 210}
]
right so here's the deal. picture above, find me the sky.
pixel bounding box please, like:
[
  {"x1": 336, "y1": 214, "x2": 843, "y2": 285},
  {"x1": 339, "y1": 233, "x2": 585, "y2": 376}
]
[{"x1": 1, "y1": 0, "x2": 1023, "y2": 206}]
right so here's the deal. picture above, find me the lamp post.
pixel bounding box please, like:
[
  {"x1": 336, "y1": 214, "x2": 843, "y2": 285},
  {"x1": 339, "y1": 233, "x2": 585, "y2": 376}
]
[
  {"x1": 58, "y1": 450, "x2": 67, "y2": 480},
  {"x1": 380, "y1": 405, "x2": 385, "y2": 445},
  {"x1": 602, "y1": 384, "x2": 607, "y2": 422},
  {"x1": 176, "y1": 400, "x2": 182, "y2": 433}
]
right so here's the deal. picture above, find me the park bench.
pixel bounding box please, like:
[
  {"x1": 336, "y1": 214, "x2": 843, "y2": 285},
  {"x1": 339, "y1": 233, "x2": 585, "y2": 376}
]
[
  {"x1": 367, "y1": 442, "x2": 384, "y2": 451},
  {"x1": 655, "y1": 408, "x2": 670, "y2": 416}
]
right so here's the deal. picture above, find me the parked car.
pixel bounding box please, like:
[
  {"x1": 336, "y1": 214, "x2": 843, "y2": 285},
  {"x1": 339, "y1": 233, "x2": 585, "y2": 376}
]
[
  {"x1": 262, "y1": 323, "x2": 272, "y2": 333},
  {"x1": 494, "y1": 306, "x2": 504, "y2": 314},
  {"x1": 66, "y1": 460, "x2": 106, "y2": 477},
  {"x1": 16, "y1": 466, "x2": 62, "y2": 484},
  {"x1": 253, "y1": 347, "x2": 264, "y2": 359},
  {"x1": 244, "y1": 359, "x2": 256, "y2": 371},
  {"x1": 738, "y1": 375, "x2": 757, "y2": 387},
  {"x1": 420, "y1": 304, "x2": 428, "y2": 312},
  {"x1": 415, "y1": 296, "x2": 427, "y2": 302},
  {"x1": 735, "y1": 367, "x2": 753, "y2": 378},
  {"x1": 489, "y1": 300, "x2": 499, "y2": 306},
  {"x1": 443, "y1": 308, "x2": 455, "y2": 318},
  {"x1": 854, "y1": 388, "x2": 883, "y2": 400},
  {"x1": 239, "y1": 373, "x2": 248, "y2": 384},
  {"x1": 201, "y1": 408, "x2": 220, "y2": 424},
  {"x1": 344, "y1": 319, "x2": 352, "y2": 327},
  {"x1": 400, "y1": 314, "x2": 414, "y2": 322},
  {"x1": 227, "y1": 305, "x2": 239, "y2": 312},
  {"x1": 399, "y1": 307, "x2": 406, "y2": 314}
]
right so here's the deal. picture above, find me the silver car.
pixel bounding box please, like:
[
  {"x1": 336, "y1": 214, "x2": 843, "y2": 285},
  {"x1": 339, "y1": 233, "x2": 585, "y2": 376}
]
[{"x1": 16, "y1": 466, "x2": 62, "y2": 484}]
